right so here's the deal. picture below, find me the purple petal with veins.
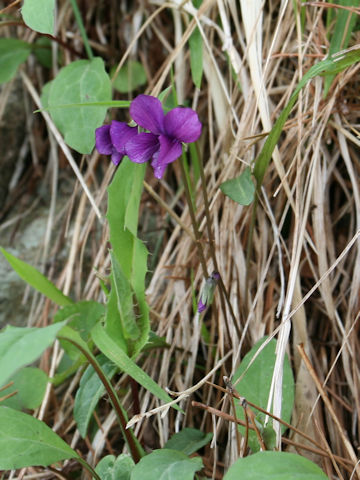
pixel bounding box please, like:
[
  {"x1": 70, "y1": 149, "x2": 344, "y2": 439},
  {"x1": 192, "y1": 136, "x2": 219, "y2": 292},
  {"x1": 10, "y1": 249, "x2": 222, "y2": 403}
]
[
  {"x1": 126, "y1": 132, "x2": 159, "y2": 164},
  {"x1": 164, "y1": 107, "x2": 202, "y2": 143},
  {"x1": 130, "y1": 95, "x2": 164, "y2": 135},
  {"x1": 111, "y1": 150, "x2": 123, "y2": 166},
  {"x1": 151, "y1": 135, "x2": 182, "y2": 179}
]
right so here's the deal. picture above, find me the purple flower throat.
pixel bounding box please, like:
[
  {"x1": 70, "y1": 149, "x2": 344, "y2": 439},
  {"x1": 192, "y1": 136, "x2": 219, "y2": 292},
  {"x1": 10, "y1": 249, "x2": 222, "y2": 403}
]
[{"x1": 95, "y1": 95, "x2": 202, "y2": 179}]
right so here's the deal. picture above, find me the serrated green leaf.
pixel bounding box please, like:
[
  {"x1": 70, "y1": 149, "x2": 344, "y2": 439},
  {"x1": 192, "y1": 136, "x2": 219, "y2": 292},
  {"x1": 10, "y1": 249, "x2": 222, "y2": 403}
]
[
  {"x1": 0, "y1": 407, "x2": 79, "y2": 469},
  {"x1": 42, "y1": 57, "x2": 111, "y2": 153},
  {"x1": 233, "y1": 337, "x2": 294, "y2": 452},
  {"x1": 164, "y1": 428, "x2": 213, "y2": 456},
  {"x1": 106, "y1": 159, "x2": 149, "y2": 356},
  {"x1": 1, "y1": 247, "x2": 72, "y2": 306},
  {"x1": 21, "y1": 0, "x2": 55, "y2": 35},
  {"x1": 91, "y1": 323, "x2": 181, "y2": 411},
  {"x1": 0, "y1": 367, "x2": 48, "y2": 410},
  {"x1": 74, "y1": 354, "x2": 117, "y2": 438},
  {"x1": 189, "y1": 26, "x2": 203, "y2": 89},
  {"x1": 130, "y1": 449, "x2": 203, "y2": 480},
  {"x1": 110, "y1": 251, "x2": 139, "y2": 342},
  {"x1": 95, "y1": 454, "x2": 134, "y2": 480},
  {"x1": 0, "y1": 321, "x2": 66, "y2": 388},
  {"x1": 0, "y1": 38, "x2": 31, "y2": 84},
  {"x1": 111, "y1": 61, "x2": 147, "y2": 93},
  {"x1": 224, "y1": 451, "x2": 328, "y2": 480},
  {"x1": 220, "y1": 167, "x2": 255, "y2": 205}
]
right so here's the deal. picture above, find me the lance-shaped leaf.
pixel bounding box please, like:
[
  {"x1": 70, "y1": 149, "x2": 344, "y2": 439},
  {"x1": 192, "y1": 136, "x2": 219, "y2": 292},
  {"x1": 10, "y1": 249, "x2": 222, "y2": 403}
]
[
  {"x1": 0, "y1": 407, "x2": 79, "y2": 469},
  {"x1": 0, "y1": 321, "x2": 66, "y2": 388},
  {"x1": 106, "y1": 159, "x2": 149, "y2": 356},
  {"x1": 1, "y1": 247, "x2": 72, "y2": 307}
]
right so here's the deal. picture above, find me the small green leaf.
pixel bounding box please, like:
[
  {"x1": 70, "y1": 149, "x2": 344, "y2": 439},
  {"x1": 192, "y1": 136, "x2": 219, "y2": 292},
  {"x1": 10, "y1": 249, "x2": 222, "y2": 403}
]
[
  {"x1": 74, "y1": 354, "x2": 117, "y2": 438},
  {"x1": 0, "y1": 407, "x2": 79, "y2": 469},
  {"x1": 164, "y1": 428, "x2": 213, "y2": 456},
  {"x1": 95, "y1": 454, "x2": 134, "y2": 480},
  {"x1": 189, "y1": 26, "x2": 203, "y2": 89},
  {"x1": 233, "y1": 337, "x2": 294, "y2": 452},
  {"x1": 111, "y1": 61, "x2": 147, "y2": 93},
  {"x1": 220, "y1": 167, "x2": 255, "y2": 205},
  {"x1": 0, "y1": 367, "x2": 48, "y2": 410},
  {"x1": 42, "y1": 57, "x2": 111, "y2": 153},
  {"x1": 91, "y1": 323, "x2": 181, "y2": 411},
  {"x1": 0, "y1": 39, "x2": 31, "y2": 84},
  {"x1": 142, "y1": 331, "x2": 170, "y2": 352},
  {"x1": 0, "y1": 321, "x2": 66, "y2": 388},
  {"x1": 1, "y1": 247, "x2": 73, "y2": 306},
  {"x1": 130, "y1": 449, "x2": 203, "y2": 480},
  {"x1": 21, "y1": 0, "x2": 55, "y2": 35},
  {"x1": 224, "y1": 451, "x2": 328, "y2": 480}
]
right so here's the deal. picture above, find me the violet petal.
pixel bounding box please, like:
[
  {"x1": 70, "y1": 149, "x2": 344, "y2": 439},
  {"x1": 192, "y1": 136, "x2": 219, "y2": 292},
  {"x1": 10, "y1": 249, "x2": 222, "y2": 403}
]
[
  {"x1": 198, "y1": 299, "x2": 206, "y2": 313},
  {"x1": 111, "y1": 150, "x2": 124, "y2": 166},
  {"x1": 130, "y1": 95, "x2": 164, "y2": 135},
  {"x1": 95, "y1": 125, "x2": 112, "y2": 155},
  {"x1": 110, "y1": 121, "x2": 138, "y2": 155},
  {"x1": 151, "y1": 135, "x2": 182, "y2": 179},
  {"x1": 126, "y1": 132, "x2": 159, "y2": 164},
  {"x1": 164, "y1": 107, "x2": 202, "y2": 143}
]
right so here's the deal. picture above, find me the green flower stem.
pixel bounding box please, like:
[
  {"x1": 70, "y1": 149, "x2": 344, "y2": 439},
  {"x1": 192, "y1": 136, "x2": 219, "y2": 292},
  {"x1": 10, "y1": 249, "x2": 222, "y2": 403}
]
[
  {"x1": 180, "y1": 153, "x2": 208, "y2": 278},
  {"x1": 68, "y1": 0, "x2": 94, "y2": 60},
  {"x1": 57, "y1": 336, "x2": 144, "y2": 463},
  {"x1": 197, "y1": 151, "x2": 241, "y2": 338}
]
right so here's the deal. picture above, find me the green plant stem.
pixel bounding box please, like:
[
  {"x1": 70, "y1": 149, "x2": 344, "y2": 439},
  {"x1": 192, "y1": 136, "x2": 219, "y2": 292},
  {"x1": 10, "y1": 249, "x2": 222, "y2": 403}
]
[
  {"x1": 197, "y1": 152, "x2": 241, "y2": 338},
  {"x1": 58, "y1": 336, "x2": 144, "y2": 463},
  {"x1": 179, "y1": 154, "x2": 208, "y2": 278},
  {"x1": 68, "y1": 0, "x2": 94, "y2": 60}
]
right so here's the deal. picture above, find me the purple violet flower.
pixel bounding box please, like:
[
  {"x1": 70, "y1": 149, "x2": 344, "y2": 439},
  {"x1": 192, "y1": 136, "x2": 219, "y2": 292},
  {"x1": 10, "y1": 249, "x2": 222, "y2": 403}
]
[
  {"x1": 198, "y1": 299, "x2": 206, "y2": 313},
  {"x1": 125, "y1": 95, "x2": 202, "y2": 179},
  {"x1": 95, "y1": 121, "x2": 138, "y2": 166},
  {"x1": 197, "y1": 271, "x2": 220, "y2": 314}
]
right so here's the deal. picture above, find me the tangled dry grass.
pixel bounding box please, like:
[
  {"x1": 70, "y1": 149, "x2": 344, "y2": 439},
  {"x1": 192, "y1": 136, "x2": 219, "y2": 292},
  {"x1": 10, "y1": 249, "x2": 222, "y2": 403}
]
[{"x1": 1, "y1": 0, "x2": 359, "y2": 478}]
